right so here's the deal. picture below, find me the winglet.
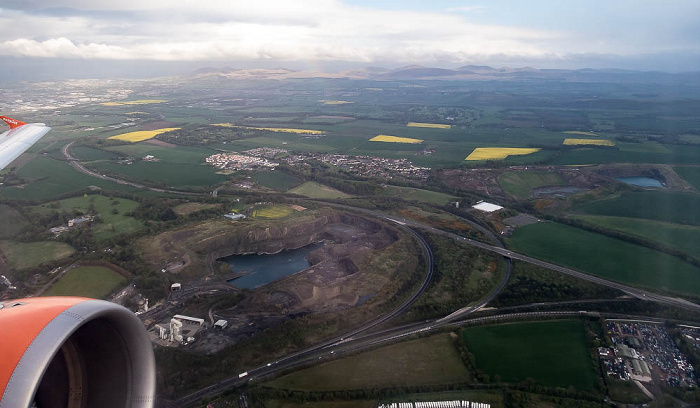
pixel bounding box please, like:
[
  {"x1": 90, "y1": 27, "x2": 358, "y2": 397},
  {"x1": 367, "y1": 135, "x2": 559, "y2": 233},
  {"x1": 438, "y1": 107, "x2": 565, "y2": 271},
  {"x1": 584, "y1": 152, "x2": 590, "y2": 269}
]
[{"x1": 0, "y1": 116, "x2": 27, "y2": 129}]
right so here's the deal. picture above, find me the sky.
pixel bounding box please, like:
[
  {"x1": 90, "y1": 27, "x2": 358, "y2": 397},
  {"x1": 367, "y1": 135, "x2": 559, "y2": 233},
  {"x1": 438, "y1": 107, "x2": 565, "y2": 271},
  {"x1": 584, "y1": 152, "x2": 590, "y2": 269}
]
[{"x1": 0, "y1": 0, "x2": 698, "y2": 79}]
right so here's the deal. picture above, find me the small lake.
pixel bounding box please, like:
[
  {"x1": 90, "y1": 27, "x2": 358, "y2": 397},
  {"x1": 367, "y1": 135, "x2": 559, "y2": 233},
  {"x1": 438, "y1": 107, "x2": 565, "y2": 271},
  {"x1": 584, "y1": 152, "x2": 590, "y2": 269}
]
[
  {"x1": 615, "y1": 177, "x2": 663, "y2": 188},
  {"x1": 223, "y1": 243, "x2": 322, "y2": 289}
]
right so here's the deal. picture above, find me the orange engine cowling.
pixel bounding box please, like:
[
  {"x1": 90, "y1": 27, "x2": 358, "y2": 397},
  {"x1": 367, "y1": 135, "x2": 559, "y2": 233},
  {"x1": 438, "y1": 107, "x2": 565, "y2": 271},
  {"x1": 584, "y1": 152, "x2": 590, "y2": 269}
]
[{"x1": 0, "y1": 297, "x2": 156, "y2": 408}]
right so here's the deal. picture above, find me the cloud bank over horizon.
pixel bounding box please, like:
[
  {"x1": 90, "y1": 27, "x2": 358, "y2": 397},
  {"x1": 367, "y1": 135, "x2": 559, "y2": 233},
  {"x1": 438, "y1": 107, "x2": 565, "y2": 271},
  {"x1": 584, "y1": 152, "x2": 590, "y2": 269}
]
[{"x1": 0, "y1": 0, "x2": 698, "y2": 72}]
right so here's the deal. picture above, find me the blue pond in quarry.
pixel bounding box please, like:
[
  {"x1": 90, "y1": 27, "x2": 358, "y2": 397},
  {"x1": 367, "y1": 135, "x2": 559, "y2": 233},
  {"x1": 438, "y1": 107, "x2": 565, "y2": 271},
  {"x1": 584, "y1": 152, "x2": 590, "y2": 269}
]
[
  {"x1": 223, "y1": 243, "x2": 323, "y2": 289},
  {"x1": 614, "y1": 177, "x2": 664, "y2": 187}
]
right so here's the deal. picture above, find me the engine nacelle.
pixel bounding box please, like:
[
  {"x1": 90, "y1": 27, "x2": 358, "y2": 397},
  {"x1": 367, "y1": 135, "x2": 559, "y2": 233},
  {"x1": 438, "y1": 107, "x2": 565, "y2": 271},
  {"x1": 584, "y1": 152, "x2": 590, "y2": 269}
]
[{"x1": 0, "y1": 297, "x2": 155, "y2": 408}]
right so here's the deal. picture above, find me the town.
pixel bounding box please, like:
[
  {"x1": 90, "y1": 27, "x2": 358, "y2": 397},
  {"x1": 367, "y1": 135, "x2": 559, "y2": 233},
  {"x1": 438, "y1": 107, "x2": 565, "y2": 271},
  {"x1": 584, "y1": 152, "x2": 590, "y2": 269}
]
[{"x1": 206, "y1": 147, "x2": 432, "y2": 181}]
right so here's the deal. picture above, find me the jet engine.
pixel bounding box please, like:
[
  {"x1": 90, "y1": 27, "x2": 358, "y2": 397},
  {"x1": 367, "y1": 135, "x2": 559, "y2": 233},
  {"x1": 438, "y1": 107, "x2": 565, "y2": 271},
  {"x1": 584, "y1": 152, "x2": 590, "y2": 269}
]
[{"x1": 0, "y1": 297, "x2": 156, "y2": 408}]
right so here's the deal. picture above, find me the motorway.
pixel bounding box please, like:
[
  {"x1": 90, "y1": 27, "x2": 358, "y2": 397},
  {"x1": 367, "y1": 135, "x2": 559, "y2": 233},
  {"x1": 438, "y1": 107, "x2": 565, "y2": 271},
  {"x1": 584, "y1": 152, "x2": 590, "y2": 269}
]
[
  {"x1": 320, "y1": 202, "x2": 700, "y2": 315},
  {"x1": 57, "y1": 146, "x2": 700, "y2": 403},
  {"x1": 174, "y1": 203, "x2": 700, "y2": 406},
  {"x1": 174, "y1": 308, "x2": 678, "y2": 407}
]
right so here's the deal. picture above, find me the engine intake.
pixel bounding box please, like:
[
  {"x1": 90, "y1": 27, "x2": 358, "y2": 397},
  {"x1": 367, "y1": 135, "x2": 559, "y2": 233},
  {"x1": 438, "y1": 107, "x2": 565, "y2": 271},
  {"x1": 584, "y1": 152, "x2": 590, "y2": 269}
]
[{"x1": 0, "y1": 298, "x2": 155, "y2": 408}]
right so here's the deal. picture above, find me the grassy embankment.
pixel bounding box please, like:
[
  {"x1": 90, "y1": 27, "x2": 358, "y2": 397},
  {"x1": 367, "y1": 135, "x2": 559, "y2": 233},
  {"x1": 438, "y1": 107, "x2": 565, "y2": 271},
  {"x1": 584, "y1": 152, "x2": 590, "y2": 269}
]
[
  {"x1": 288, "y1": 181, "x2": 351, "y2": 199},
  {"x1": 498, "y1": 171, "x2": 566, "y2": 198},
  {"x1": 380, "y1": 185, "x2": 456, "y2": 205}
]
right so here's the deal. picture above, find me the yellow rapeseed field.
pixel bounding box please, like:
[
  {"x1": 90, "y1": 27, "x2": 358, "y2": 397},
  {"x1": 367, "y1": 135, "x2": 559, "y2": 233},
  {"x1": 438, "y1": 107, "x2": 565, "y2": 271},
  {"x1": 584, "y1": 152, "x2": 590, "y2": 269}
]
[
  {"x1": 101, "y1": 99, "x2": 166, "y2": 106},
  {"x1": 564, "y1": 131, "x2": 599, "y2": 136},
  {"x1": 370, "y1": 135, "x2": 423, "y2": 144},
  {"x1": 465, "y1": 147, "x2": 541, "y2": 161},
  {"x1": 563, "y1": 138, "x2": 615, "y2": 146},
  {"x1": 407, "y1": 122, "x2": 451, "y2": 129},
  {"x1": 108, "y1": 128, "x2": 180, "y2": 143},
  {"x1": 211, "y1": 124, "x2": 324, "y2": 134}
]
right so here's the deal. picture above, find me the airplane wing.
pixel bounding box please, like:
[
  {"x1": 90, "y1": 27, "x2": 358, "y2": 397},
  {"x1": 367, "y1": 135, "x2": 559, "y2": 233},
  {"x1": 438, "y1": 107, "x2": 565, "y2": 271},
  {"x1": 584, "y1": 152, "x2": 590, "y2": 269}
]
[{"x1": 0, "y1": 116, "x2": 51, "y2": 171}]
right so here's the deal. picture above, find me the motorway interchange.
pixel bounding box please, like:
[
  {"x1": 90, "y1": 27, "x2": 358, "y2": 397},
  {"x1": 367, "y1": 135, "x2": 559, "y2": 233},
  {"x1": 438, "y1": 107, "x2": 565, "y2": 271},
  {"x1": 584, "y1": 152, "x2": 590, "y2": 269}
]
[
  {"x1": 174, "y1": 204, "x2": 700, "y2": 406},
  {"x1": 61, "y1": 141, "x2": 700, "y2": 406}
]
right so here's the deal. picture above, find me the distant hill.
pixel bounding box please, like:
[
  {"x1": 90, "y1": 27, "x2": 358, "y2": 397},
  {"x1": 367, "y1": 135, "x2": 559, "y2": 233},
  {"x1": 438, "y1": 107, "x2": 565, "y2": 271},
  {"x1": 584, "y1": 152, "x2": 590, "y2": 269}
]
[{"x1": 186, "y1": 65, "x2": 700, "y2": 85}]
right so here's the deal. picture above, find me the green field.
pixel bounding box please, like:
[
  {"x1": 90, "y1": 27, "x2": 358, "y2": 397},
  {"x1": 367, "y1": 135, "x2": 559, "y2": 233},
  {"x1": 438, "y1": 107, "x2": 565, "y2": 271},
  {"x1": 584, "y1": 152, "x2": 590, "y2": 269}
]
[
  {"x1": 35, "y1": 195, "x2": 144, "y2": 241},
  {"x1": 577, "y1": 191, "x2": 700, "y2": 225},
  {"x1": 104, "y1": 145, "x2": 215, "y2": 164},
  {"x1": 268, "y1": 333, "x2": 469, "y2": 390},
  {"x1": 380, "y1": 185, "x2": 456, "y2": 205},
  {"x1": 551, "y1": 144, "x2": 700, "y2": 165},
  {"x1": 0, "y1": 157, "x2": 138, "y2": 201},
  {"x1": 287, "y1": 181, "x2": 351, "y2": 199},
  {"x1": 252, "y1": 204, "x2": 294, "y2": 219},
  {"x1": 498, "y1": 171, "x2": 566, "y2": 198},
  {"x1": 251, "y1": 170, "x2": 301, "y2": 191},
  {"x1": 88, "y1": 160, "x2": 226, "y2": 188},
  {"x1": 572, "y1": 214, "x2": 700, "y2": 258},
  {"x1": 0, "y1": 240, "x2": 75, "y2": 270},
  {"x1": 675, "y1": 166, "x2": 700, "y2": 190},
  {"x1": 0, "y1": 205, "x2": 27, "y2": 239},
  {"x1": 84, "y1": 145, "x2": 229, "y2": 188},
  {"x1": 72, "y1": 146, "x2": 118, "y2": 161},
  {"x1": 461, "y1": 320, "x2": 598, "y2": 390},
  {"x1": 509, "y1": 221, "x2": 700, "y2": 295},
  {"x1": 44, "y1": 265, "x2": 127, "y2": 298}
]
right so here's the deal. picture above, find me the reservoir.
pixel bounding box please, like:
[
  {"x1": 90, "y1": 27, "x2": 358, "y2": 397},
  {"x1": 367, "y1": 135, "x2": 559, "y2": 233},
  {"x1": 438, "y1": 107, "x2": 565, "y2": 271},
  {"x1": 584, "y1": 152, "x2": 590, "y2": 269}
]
[
  {"x1": 615, "y1": 177, "x2": 663, "y2": 188},
  {"x1": 223, "y1": 243, "x2": 322, "y2": 289}
]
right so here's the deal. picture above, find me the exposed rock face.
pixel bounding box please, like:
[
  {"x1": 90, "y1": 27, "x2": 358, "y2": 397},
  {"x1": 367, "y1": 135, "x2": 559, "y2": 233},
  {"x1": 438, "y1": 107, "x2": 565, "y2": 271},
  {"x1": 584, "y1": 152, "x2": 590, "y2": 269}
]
[{"x1": 209, "y1": 213, "x2": 390, "y2": 259}]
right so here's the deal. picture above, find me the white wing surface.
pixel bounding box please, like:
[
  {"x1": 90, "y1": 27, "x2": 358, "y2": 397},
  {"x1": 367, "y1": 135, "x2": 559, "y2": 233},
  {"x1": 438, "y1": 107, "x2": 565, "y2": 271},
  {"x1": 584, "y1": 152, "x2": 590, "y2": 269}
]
[{"x1": 0, "y1": 116, "x2": 51, "y2": 171}]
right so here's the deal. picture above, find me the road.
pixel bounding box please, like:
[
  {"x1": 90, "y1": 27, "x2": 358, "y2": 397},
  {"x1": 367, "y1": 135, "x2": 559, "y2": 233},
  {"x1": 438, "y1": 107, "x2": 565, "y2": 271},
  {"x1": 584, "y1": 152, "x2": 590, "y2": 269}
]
[
  {"x1": 175, "y1": 308, "x2": 672, "y2": 407},
  {"x1": 316, "y1": 201, "x2": 700, "y2": 315},
  {"x1": 64, "y1": 143, "x2": 690, "y2": 313},
  {"x1": 62, "y1": 141, "x2": 200, "y2": 196},
  {"x1": 173, "y1": 225, "x2": 435, "y2": 407},
  {"x1": 56, "y1": 142, "x2": 699, "y2": 315},
  {"x1": 173, "y1": 200, "x2": 700, "y2": 405},
  {"x1": 173, "y1": 214, "x2": 511, "y2": 406},
  {"x1": 57, "y1": 149, "x2": 700, "y2": 401}
]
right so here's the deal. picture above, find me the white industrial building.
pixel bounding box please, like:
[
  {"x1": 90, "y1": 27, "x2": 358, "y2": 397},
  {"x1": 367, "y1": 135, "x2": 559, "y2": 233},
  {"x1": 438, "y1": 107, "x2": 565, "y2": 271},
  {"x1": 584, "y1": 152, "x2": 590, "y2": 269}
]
[
  {"x1": 171, "y1": 283, "x2": 182, "y2": 291},
  {"x1": 155, "y1": 324, "x2": 169, "y2": 341},
  {"x1": 169, "y1": 318, "x2": 184, "y2": 343},
  {"x1": 214, "y1": 320, "x2": 228, "y2": 330},
  {"x1": 472, "y1": 201, "x2": 503, "y2": 213},
  {"x1": 153, "y1": 314, "x2": 205, "y2": 345},
  {"x1": 173, "y1": 314, "x2": 204, "y2": 326}
]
